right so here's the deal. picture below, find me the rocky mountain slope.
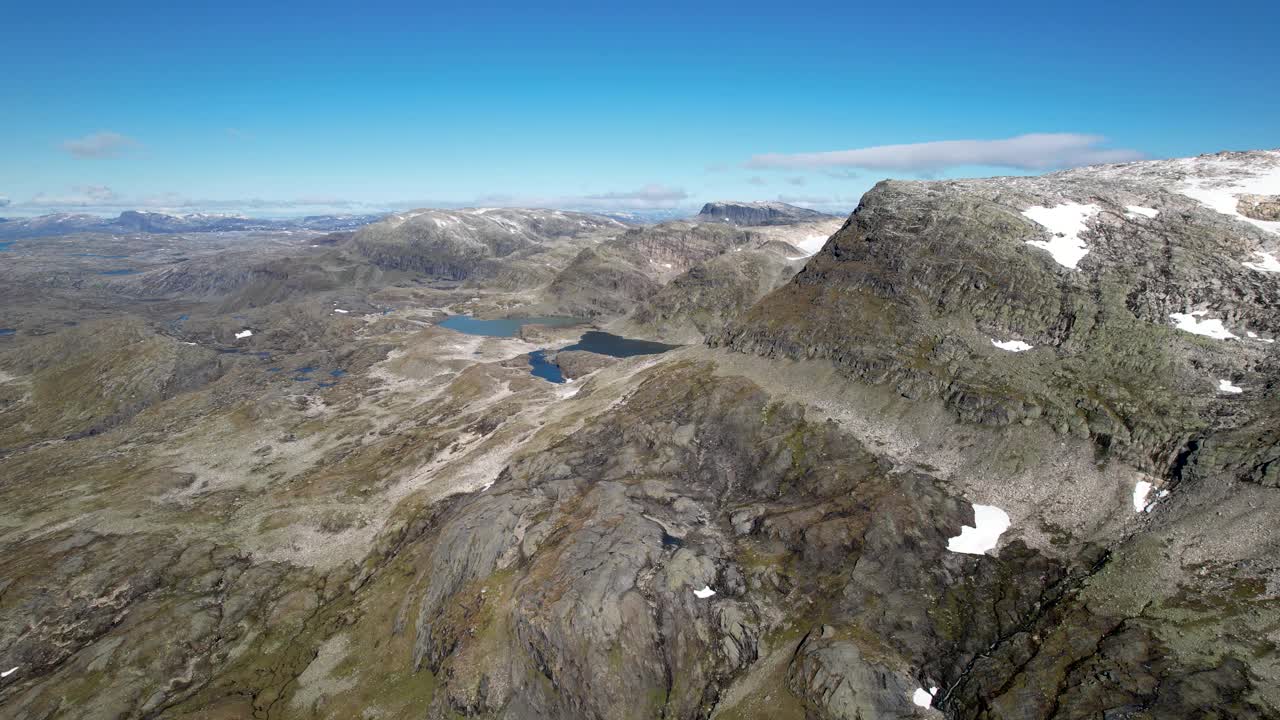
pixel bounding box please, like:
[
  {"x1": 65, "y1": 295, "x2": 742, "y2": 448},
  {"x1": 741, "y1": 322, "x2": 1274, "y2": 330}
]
[
  {"x1": 1, "y1": 152, "x2": 1278, "y2": 720},
  {"x1": 538, "y1": 218, "x2": 843, "y2": 328},
  {"x1": 349, "y1": 208, "x2": 625, "y2": 280},
  {"x1": 697, "y1": 201, "x2": 835, "y2": 226}
]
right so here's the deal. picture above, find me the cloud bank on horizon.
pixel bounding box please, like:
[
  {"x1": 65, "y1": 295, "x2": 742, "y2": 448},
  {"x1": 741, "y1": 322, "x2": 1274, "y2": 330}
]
[
  {"x1": 7, "y1": 133, "x2": 1150, "y2": 218},
  {"x1": 746, "y1": 133, "x2": 1144, "y2": 173}
]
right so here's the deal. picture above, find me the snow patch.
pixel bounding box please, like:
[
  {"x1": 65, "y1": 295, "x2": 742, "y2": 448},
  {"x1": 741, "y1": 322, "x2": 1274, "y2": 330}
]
[
  {"x1": 1169, "y1": 313, "x2": 1236, "y2": 340},
  {"x1": 1218, "y1": 379, "x2": 1243, "y2": 394},
  {"x1": 693, "y1": 585, "x2": 716, "y2": 599},
  {"x1": 1, "y1": 666, "x2": 16, "y2": 678},
  {"x1": 794, "y1": 234, "x2": 829, "y2": 257},
  {"x1": 334, "y1": 308, "x2": 350, "y2": 314},
  {"x1": 991, "y1": 338, "x2": 1033, "y2": 352},
  {"x1": 1133, "y1": 480, "x2": 1153, "y2": 512},
  {"x1": 1178, "y1": 161, "x2": 1280, "y2": 235},
  {"x1": 234, "y1": 329, "x2": 253, "y2": 340},
  {"x1": 912, "y1": 687, "x2": 938, "y2": 708},
  {"x1": 946, "y1": 504, "x2": 1010, "y2": 555},
  {"x1": 1021, "y1": 202, "x2": 1099, "y2": 269},
  {"x1": 1246, "y1": 331, "x2": 1276, "y2": 344},
  {"x1": 1243, "y1": 251, "x2": 1280, "y2": 272},
  {"x1": 1124, "y1": 205, "x2": 1159, "y2": 219}
]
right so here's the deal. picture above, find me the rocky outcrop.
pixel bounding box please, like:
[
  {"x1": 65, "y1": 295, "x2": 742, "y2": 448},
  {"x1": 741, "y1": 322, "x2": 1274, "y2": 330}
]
[
  {"x1": 1238, "y1": 193, "x2": 1280, "y2": 221},
  {"x1": 697, "y1": 201, "x2": 834, "y2": 226},
  {"x1": 545, "y1": 349, "x2": 616, "y2": 378}
]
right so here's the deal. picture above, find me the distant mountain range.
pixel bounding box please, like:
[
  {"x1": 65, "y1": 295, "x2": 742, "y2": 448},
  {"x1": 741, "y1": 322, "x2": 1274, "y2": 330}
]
[
  {"x1": 0, "y1": 202, "x2": 836, "y2": 240},
  {"x1": 0, "y1": 210, "x2": 384, "y2": 239}
]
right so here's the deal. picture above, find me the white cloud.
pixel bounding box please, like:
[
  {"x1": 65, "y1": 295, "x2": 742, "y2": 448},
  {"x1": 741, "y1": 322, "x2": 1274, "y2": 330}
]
[
  {"x1": 61, "y1": 131, "x2": 139, "y2": 159},
  {"x1": 0, "y1": 195, "x2": 9, "y2": 208},
  {"x1": 747, "y1": 133, "x2": 1144, "y2": 173}
]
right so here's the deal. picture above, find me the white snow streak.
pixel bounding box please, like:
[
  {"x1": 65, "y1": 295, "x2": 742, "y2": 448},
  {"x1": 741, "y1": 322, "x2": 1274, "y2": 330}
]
[
  {"x1": 1021, "y1": 203, "x2": 1100, "y2": 269},
  {"x1": 693, "y1": 585, "x2": 716, "y2": 599},
  {"x1": 1243, "y1": 251, "x2": 1280, "y2": 272},
  {"x1": 1, "y1": 666, "x2": 17, "y2": 678},
  {"x1": 1218, "y1": 379, "x2": 1243, "y2": 394},
  {"x1": 991, "y1": 339, "x2": 1033, "y2": 352},
  {"x1": 234, "y1": 329, "x2": 253, "y2": 339},
  {"x1": 1124, "y1": 206, "x2": 1159, "y2": 219}
]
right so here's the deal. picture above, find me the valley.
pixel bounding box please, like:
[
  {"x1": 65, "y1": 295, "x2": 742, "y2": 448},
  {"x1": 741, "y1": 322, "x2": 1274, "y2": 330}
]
[{"x1": 1, "y1": 153, "x2": 1279, "y2": 720}]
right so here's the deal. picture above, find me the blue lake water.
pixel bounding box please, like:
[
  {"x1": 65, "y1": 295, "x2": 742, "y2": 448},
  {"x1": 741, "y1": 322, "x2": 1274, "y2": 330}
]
[
  {"x1": 295, "y1": 366, "x2": 315, "y2": 373},
  {"x1": 440, "y1": 315, "x2": 678, "y2": 384},
  {"x1": 0, "y1": 241, "x2": 13, "y2": 252},
  {"x1": 99, "y1": 269, "x2": 138, "y2": 276},
  {"x1": 0, "y1": 329, "x2": 15, "y2": 337},
  {"x1": 438, "y1": 315, "x2": 583, "y2": 338},
  {"x1": 562, "y1": 331, "x2": 679, "y2": 358},
  {"x1": 529, "y1": 350, "x2": 566, "y2": 383},
  {"x1": 317, "y1": 381, "x2": 338, "y2": 388},
  {"x1": 329, "y1": 369, "x2": 346, "y2": 377}
]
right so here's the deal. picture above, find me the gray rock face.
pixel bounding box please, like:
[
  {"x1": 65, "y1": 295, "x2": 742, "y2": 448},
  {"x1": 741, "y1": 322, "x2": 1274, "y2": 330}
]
[{"x1": 697, "y1": 201, "x2": 834, "y2": 226}]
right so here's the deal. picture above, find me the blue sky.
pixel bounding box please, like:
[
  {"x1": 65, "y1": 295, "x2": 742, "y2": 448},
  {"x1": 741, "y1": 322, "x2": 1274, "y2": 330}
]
[{"x1": 2, "y1": 1, "x2": 1277, "y2": 216}]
